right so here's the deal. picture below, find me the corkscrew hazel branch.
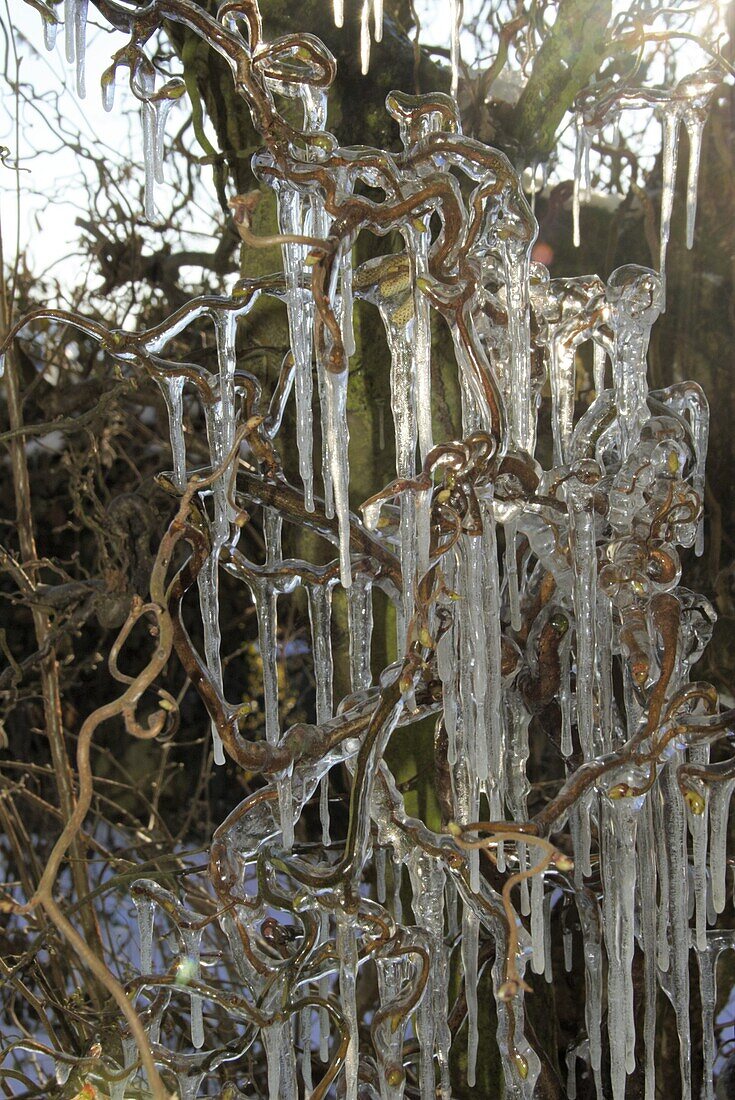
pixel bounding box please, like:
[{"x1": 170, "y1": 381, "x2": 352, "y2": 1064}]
[{"x1": 449, "y1": 822, "x2": 573, "y2": 994}]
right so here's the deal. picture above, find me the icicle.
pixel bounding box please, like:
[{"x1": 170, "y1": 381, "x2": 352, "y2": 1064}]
[
  {"x1": 524, "y1": 161, "x2": 539, "y2": 213},
  {"x1": 549, "y1": 340, "x2": 577, "y2": 466},
  {"x1": 383, "y1": 312, "x2": 418, "y2": 645},
  {"x1": 697, "y1": 940, "x2": 716, "y2": 1100},
  {"x1": 64, "y1": 1, "x2": 74, "y2": 66},
  {"x1": 339, "y1": 243, "x2": 356, "y2": 359},
  {"x1": 660, "y1": 756, "x2": 693, "y2": 1100},
  {"x1": 572, "y1": 113, "x2": 583, "y2": 249},
  {"x1": 593, "y1": 340, "x2": 606, "y2": 396},
  {"x1": 707, "y1": 883, "x2": 716, "y2": 929},
  {"x1": 637, "y1": 796, "x2": 657, "y2": 1100},
  {"x1": 607, "y1": 265, "x2": 662, "y2": 459},
  {"x1": 278, "y1": 765, "x2": 294, "y2": 851},
  {"x1": 457, "y1": 593, "x2": 478, "y2": 782},
  {"x1": 374, "y1": 941, "x2": 416, "y2": 1100},
  {"x1": 566, "y1": 1044, "x2": 578, "y2": 1099},
  {"x1": 317, "y1": 383, "x2": 335, "y2": 520},
  {"x1": 687, "y1": 747, "x2": 709, "y2": 951},
  {"x1": 684, "y1": 111, "x2": 704, "y2": 250},
  {"x1": 253, "y1": 579, "x2": 280, "y2": 739},
  {"x1": 542, "y1": 893, "x2": 553, "y2": 984},
  {"x1": 301, "y1": 1009, "x2": 314, "y2": 1094},
  {"x1": 502, "y1": 242, "x2": 534, "y2": 453},
  {"x1": 198, "y1": 590, "x2": 225, "y2": 763},
  {"x1": 249, "y1": 561, "x2": 294, "y2": 834},
  {"x1": 506, "y1": 690, "x2": 532, "y2": 913},
  {"x1": 319, "y1": 911, "x2": 330, "y2": 1063},
  {"x1": 182, "y1": 928, "x2": 204, "y2": 1050},
  {"x1": 709, "y1": 779, "x2": 734, "y2": 914},
  {"x1": 347, "y1": 571, "x2": 373, "y2": 691},
  {"x1": 450, "y1": 0, "x2": 463, "y2": 98},
  {"x1": 336, "y1": 912, "x2": 359, "y2": 1100},
  {"x1": 404, "y1": 186, "x2": 435, "y2": 465},
  {"x1": 360, "y1": 0, "x2": 371, "y2": 75},
  {"x1": 565, "y1": 477, "x2": 598, "y2": 759},
  {"x1": 374, "y1": 0, "x2": 384, "y2": 42},
  {"x1": 101, "y1": 69, "x2": 115, "y2": 112},
  {"x1": 307, "y1": 582, "x2": 334, "y2": 845},
  {"x1": 577, "y1": 893, "x2": 603, "y2": 1096},
  {"x1": 264, "y1": 1020, "x2": 299, "y2": 1100},
  {"x1": 415, "y1": 485, "x2": 432, "y2": 593},
  {"x1": 407, "y1": 852, "x2": 446, "y2": 1100},
  {"x1": 597, "y1": 593, "x2": 614, "y2": 752},
  {"x1": 158, "y1": 375, "x2": 186, "y2": 490},
  {"x1": 570, "y1": 792, "x2": 593, "y2": 880},
  {"x1": 134, "y1": 66, "x2": 177, "y2": 220},
  {"x1": 279, "y1": 188, "x2": 316, "y2": 511},
  {"x1": 64, "y1": 0, "x2": 88, "y2": 98},
  {"x1": 324, "y1": 369, "x2": 352, "y2": 587},
  {"x1": 43, "y1": 13, "x2": 58, "y2": 51},
  {"x1": 333, "y1": 0, "x2": 344, "y2": 29},
  {"x1": 582, "y1": 121, "x2": 592, "y2": 204},
  {"x1": 505, "y1": 690, "x2": 531, "y2": 824},
  {"x1": 195, "y1": 311, "x2": 239, "y2": 765},
  {"x1": 393, "y1": 420, "x2": 416, "y2": 638},
  {"x1": 214, "y1": 311, "x2": 237, "y2": 472},
  {"x1": 563, "y1": 917, "x2": 573, "y2": 972},
  {"x1": 559, "y1": 636, "x2": 574, "y2": 758},
  {"x1": 75, "y1": 0, "x2": 87, "y2": 97},
  {"x1": 176, "y1": 1073, "x2": 204, "y2": 1100},
  {"x1": 445, "y1": 877, "x2": 460, "y2": 944},
  {"x1": 461, "y1": 532, "x2": 489, "y2": 781},
  {"x1": 697, "y1": 934, "x2": 735, "y2": 1100},
  {"x1": 692, "y1": 415, "x2": 708, "y2": 559},
  {"x1": 392, "y1": 850, "x2": 403, "y2": 923},
  {"x1": 600, "y1": 791, "x2": 642, "y2": 1098},
  {"x1": 461, "y1": 907, "x2": 480, "y2": 1087},
  {"x1": 654, "y1": 786, "x2": 671, "y2": 973},
  {"x1": 134, "y1": 895, "x2": 154, "y2": 974},
  {"x1": 456, "y1": 327, "x2": 484, "y2": 436},
  {"x1": 376, "y1": 846, "x2": 387, "y2": 903},
  {"x1": 659, "y1": 107, "x2": 681, "y2": 292},
  {"x1": 504, "y1": 519, "x2": 522, "y2": 632},
  {"x1": 663, "y1": 381, "x2": 709, "y2": 556},
  {"x1": 153, "y1": 98, "x2": 175, "y2": 186},
  {"x1": 530, "y1": 870, "x2": 545, "y2": 975},
  {"x1": 110, "y1": 1037, "x2": 136, "y2": 1100},
  {"x1": 438, "y1": 552, "x2": 459, "y2": 765},
  {"x1": 482, "y1": 496, "x2": 505, "y2": 821},
  {"x1": 142, "y1": 99, "x2": 158, "y2": 222},
  {"x1": 435, "y1": 964, "x2": 452, "y2": 1100}
]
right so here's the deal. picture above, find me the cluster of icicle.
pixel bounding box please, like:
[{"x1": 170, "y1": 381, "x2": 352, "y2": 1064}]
[
  {"x1": 13, "y1": 0, "x2": 734, "y2": 1098},
  {"x1": 329, "y1": 0, "x2": 464, "y2": 89},
  {"x1": 39, "y1": 0, "x2": 185, "y2": 220},
  {"x1": 571, "y1": 63, "x2": 724, "y2": 280}
]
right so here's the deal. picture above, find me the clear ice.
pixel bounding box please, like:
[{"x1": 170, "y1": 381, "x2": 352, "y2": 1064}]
[{"x1": 13, "y1": 2, "x2": 733, "y2": 1098}]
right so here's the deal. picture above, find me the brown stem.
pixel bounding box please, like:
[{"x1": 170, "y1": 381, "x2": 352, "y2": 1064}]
[{"x1": 1, "y1": 341, "x2": 106, "y2": 1000}]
